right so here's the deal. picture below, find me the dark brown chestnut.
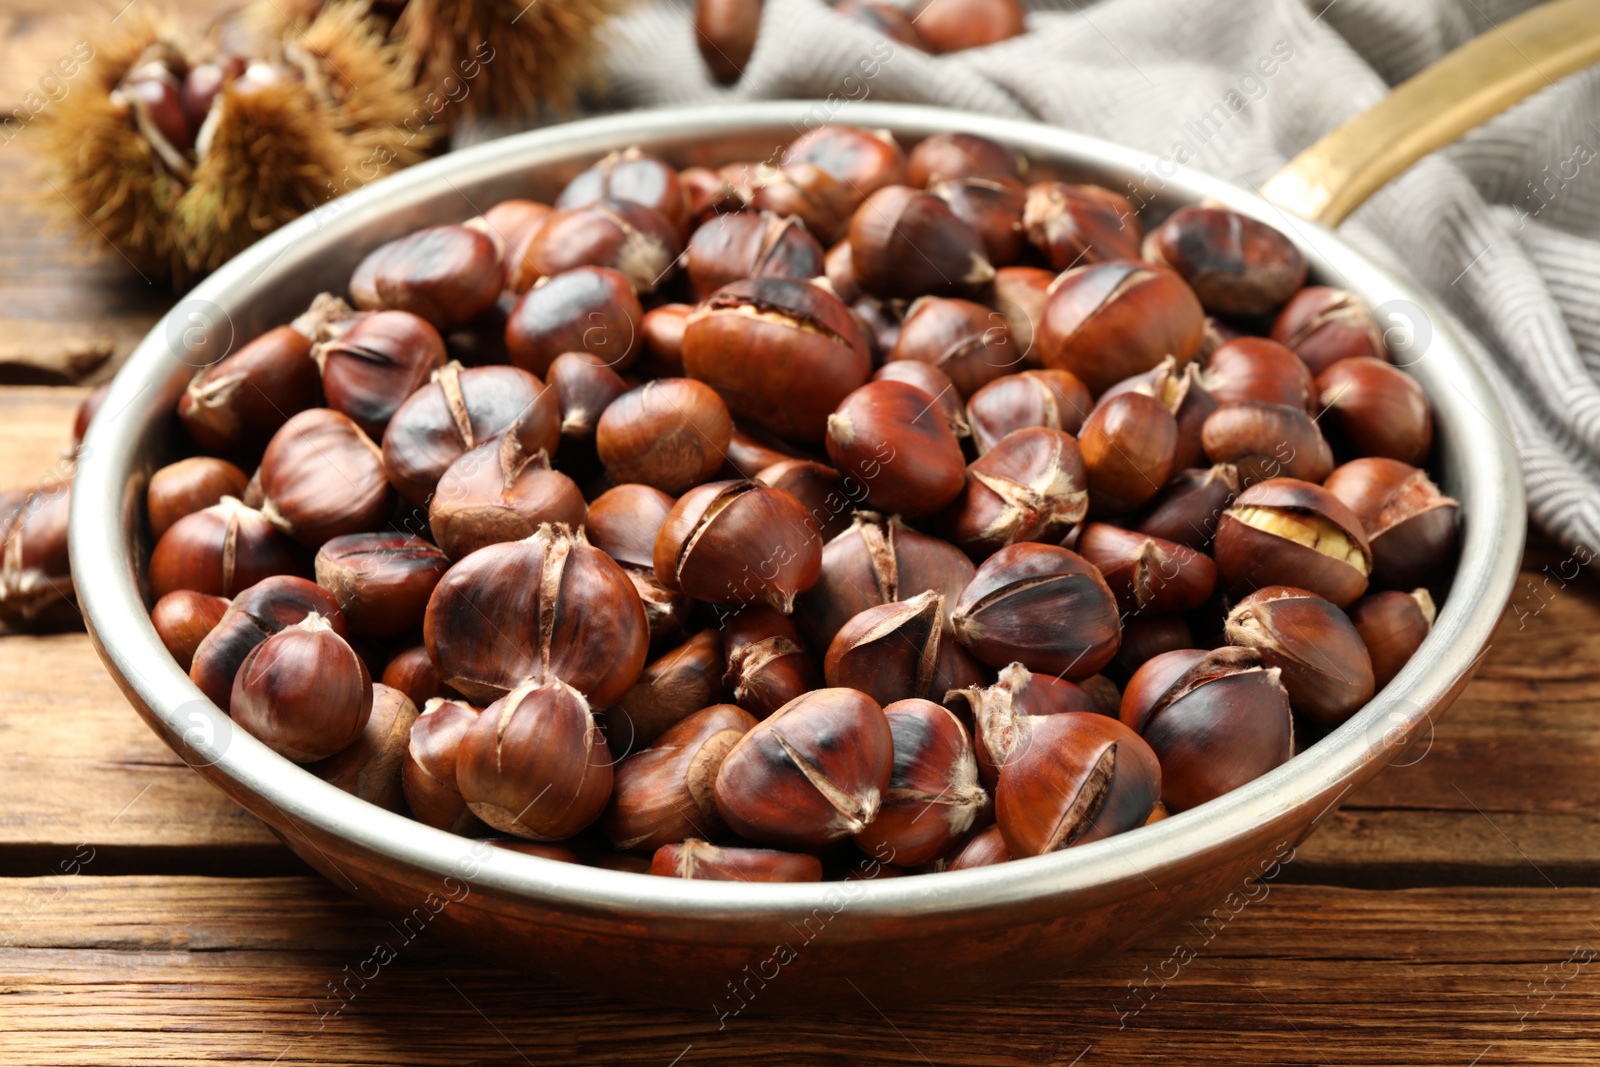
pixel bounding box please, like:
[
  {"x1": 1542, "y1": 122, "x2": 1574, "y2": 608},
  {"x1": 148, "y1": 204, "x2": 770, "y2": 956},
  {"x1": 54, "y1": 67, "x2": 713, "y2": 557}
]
[
  {"x1": 1143, "y1": 205, "x2": 1307, "y2": 317},
  {"x1": 640, "y1": 303, "x2": 693, "y2": 377},
  {"x1": 1316, "y1": 358, "x2": 1433, "y2": 465},
  {"x1": 429, "y1": 435, "x2": 586, "y2": 559},
  {"x1": 311, "y1": 310, "x2": 448, "y2": 437},
  {"x1": 1022, "y1": 182, "x2": 1141, "y2": 269},
  {"x1": 651, "y1": 839, "x2": 823, "y2": 882},
  {"x1": 1322, "y1": 458, "x2": 1459, "y2": 589},
  {"x1": 347, "y1": 225, "x2": 502, "y2": 331},
  {"x1": 933, "y1": 176, "x2": 1027, "y2": 267},
  {"x1": 504, "y1": 265, "x2": 643, "y2": 375},
  {"x1": 1076, "y1": 522, "x2": 1217, "y2": 616},
  {"x1": 177, "y1": 324, "x2": 322, "y2": 453},
  {"x1": 310, "y1": 683, "x2": 419, "y2": 812},
  {"x1": 853, "y1": 699, "x2": 987, "y2": 867},
  {"x1": 947, "y1": 660, "x2": 1102, "y2": 788},
  {"x1": 585, "y1": 483, "x2": 692, "y2": 643},
  {"x1": 514, "y1": 200, "x2": 682, "y2": 294},
  {"x1": 826, "y1": 379, "x2": 968, "y2": 518},
  {"x1": 1036, "y1": 260, "x2": 1205, "y2": 396},
  {"x1": 231, "y1": 613, "x2": 373, "y2": 762},
  {"x1": 1079, "y1": 392, "x2": 1178, "y2": 515},
  {"x1": 888, "y1": 296, "x2": 1017, "y2": 397},
  {"x1": 695, "y1": 0, "x2": 762, "y2": 84},
  {"x1": 257, "y1": 409, "x2": 392, "y2": 548},
  {"x1": 151, "y1": 590, "x2": 231, "y2": 670},
  {"x1": 947, "y1": 823, "x2": 1011, "y2": 870},
  {"x1": 1213, "y1": 477, "x2": 1372, "y2": 606},
  {"x1": 849, "y1": 185, "x2": 995, "y2": 299},
  {"x1": 721, "y1": 605, "x2": 819, "y2": 718},
  {"x1": 477, "y1": 199, "x2": 552, "y2": 288},
  {"x1": 546, "y1": 351, "x2": 629, "y2": 443},
  {"x1": 1348, "y1": 588, "x2": 1436, "y2": 689},
  {"x1": 823, "y1": 590, "x2": 984, "y2": 705},
  {"x1": 685, "y1": 211, "x2": 824, "y2": 298},
  {"x1": 913, "y1": 0, "x2": 1025, "y2": 53},
  {"x1": 747, "y1": 162, "x2": 859, "y2": 244},
  {"x1": 986, "y1": 266, "x2": 1054, "y2": 367},
  {"x1": 754, "y1": 459, "x2": 859, "y2": 542},
  {"x1": 149, "y1": 496, "x2": 302, "y2": 599},
  {"x1": 1098, "y1": 355, "x2": 1218, "y2": 473},
  {"x1": 941, "y1": 427, "x2": 1088, "y2": 557},
  {"x1": 596, "y1": 379, "x2": 733, "y2": 494},
  {"x1": 652, "y1": 480, "x2": 822, "y2": 612},
  {"x1": 966, "y1": 371, "x2": 1092, "y2": 456},
  {"x1": 187, "y1": 576, "x2": 345, "y2": 708},
  {"x1": 1225, "y1": 585, "x2": 1375, "y2": 727},
  {"x1": 951, "y1": 543, "x2": 1122, "y2": 679},
  {"x1": 1135, "y1": 463, "x2": 1240, "y2": 551},
  {"x1": 402, "y1": 697, "x2": 484, "y2": 834},
  {"x1": 147, "y1": 456, "x2": 250, "y2": 540},
  {"x1": 605, "y1": 630, "x2": 728, "y2": 754},
  {"x1": 872, "y1": 361, "x2": 970, "y2": 439},
  {"x1": 1203, "y1": 337, "x2": 1315, "y2": 412},
  {"x1": 1271, "y1": 285, "x2": 1387, "y2": 376},
  {"x1": 1200, "y1": 401, "x2": 1335, "y2": 486},
  {"x1": 907, "y1": 132, "x2": 1022, "y2": 187},
  {"x1": 381, "y1": 643, "x2": 449, "y2": 707},
  {"x1": 314, "y1": 532, "x2": 450, "y2": 637},
  {"x1": 603, "y1": 703, "x2": 757, "y2": 851},
  {"x1": 784, "y1": 125, "x2": 909, "y2": 199},
  {"x1": 555, "y1": 147, "x2": 689, "y2": 236}
]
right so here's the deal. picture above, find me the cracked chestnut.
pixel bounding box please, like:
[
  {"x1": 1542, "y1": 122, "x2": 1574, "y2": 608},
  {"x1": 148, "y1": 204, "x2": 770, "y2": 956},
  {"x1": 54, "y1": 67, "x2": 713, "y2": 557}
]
[
  {"x1": 1213, "y1": 477, "x2": 1372, "y2": 606},
  {"x1": 1225, "y1": 585, "x2": 1375, "y2": 727},
  {"x1": 429, "y1": 435, "x2": 586, "y2": 559},
  {"x1": 1022, "y1": 182, "x2": 1141, "y2": 269},
  {"x1": 965, "y1": 369, "x2": 1091, "y2": 453},
  {"x1": 826, "y1": 379, "x2": 968, "y2": 518},
  {"x1": 686, "y1": 211, "x2": 824, "y2": 298},
  {"x1": 653, "y1": 480, "x2": 823, "y2": 612},
  {"x1": 1076, "y1": 522, "x2": 1217, "y2": 616},
  {"x1": 604, "y1": 629, "x2": 727, "y2": 755},
  {"x1": 940, "y1": 426, "x2": 1088, "y2": 557},
  {"x1": 1271, "y1": 285, "x2": 1388, "y2": 376},
  {"x1": 721, "y1": 605, "x2": 819, "y2": 718},
  {"x1": 149, "y1": 496, "x2": 301, "y2": 599},
  {"x1": 402, "y1": 697, "x2": 485, "y2": 834},
  {"x1": 849, "y1": 185, "x2": 995, "y2": 299},
  {"x1": 314, "y1": 532, "x2": 451, "y2": 637},
  {"x1": 951, "y1": 543, "x2": 1122, "y2": 679},
  {"x1": 1036, "y1": 260, "x2": 1204, "y2": 396},
  {"x1": 823, "y1": 590, "x2": 984, "y2": 705},
  {"x1": 1142, "y1": 205, "x2": 1306, "y2": 317},
  {"x1": 603, "y1": 703, "x2": 757, "y2": 851},
  {"x1": 853, "y1": 699, "x2": 987, "y2": 867},
  {"x1": 311, "y1": 310, "x2": 448, "y2": 437},
  {"x1": 231, "y1": 612, "x2": 373, "y2": 763},
  {"x1": 888, "y1": 296, "x2": 1017, "y2": 398},
  {"x1": 1323, "y1": 458, "x2": 1459, "y2": 589}
]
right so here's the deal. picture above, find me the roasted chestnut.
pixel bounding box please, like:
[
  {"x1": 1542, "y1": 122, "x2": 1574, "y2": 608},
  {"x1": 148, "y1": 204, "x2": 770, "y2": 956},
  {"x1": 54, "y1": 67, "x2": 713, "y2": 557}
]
[
  {"x1": 256, "y1": 408, "x2": 392, "y2": 548},
  {"x1": 1202, "y1": 337, "x2": 1315, "y2": 412},
  {"x1": 721, "y1": 605, "x2": 819, "y2": 718},
  {"x1": 872, "y1": 361, "x2": 970, "y2": 439},
  {"x1": 1142, "y1": 205, "x2": 1306, "y2": 317},
  {"x1": 640, "y1": 303, "x2": 693, "y2": 377},
  {"x1": 187, "y1": 575, "x2": 346, "y2": 708},
  {"x1": 754, "y1": 459, "x2": 859, "y2": 542},
  {"x1": 947, "y1": 823, "x2": 1012, "y2": 870},
  {"x1": 314, "y1": 532, "x2": 451, "y2": 637},
  {"x1": 651, "y1": 839, "x2": 823, "y2": 882},
  {"x1": 603, "y1": 703, "x2": 757, "y2": 851},
  {"x1": 402, "y1": 697, "x2": 484, "y2": 834},
  {"x1": 514, "y1": 199, "x2": 682, "y2": 294},
  {"x1": 604, "y1": 629, "x2": 727, "y2": 754},
  {"x1": 149, "y1": 496, "x2": 301, "y2": 599},
  {"x1": 1134, "y1": 464, "x2": 1240, "y2": 551},
  {"x1": 310, "y1": 683, "x2": 419, "y2": 812},
  {"x1": 933, "y1": 176, "x2": 1028, "y2": 266},
  {"x1": 1271, "y1": 285, "x2": 1387, "y2": 376},
  {"x1": 986, "y1": 266, "x2": 1053, "y2": 366},
  {"x1": 348, "y1": 225, "x2": 502, "y2": 331},
  {"x1": 1022, "y1": 182, "x2": 1140, "y2": 269},
  {"x1": 1037, "y1": 260, "x2": 1205, "y2": 396},
  {"x1": 150, "y1": 589, "x2": 230, "y2": 670},
  {"x1": 596, "y1": 379, "x2": 733, "y2": 494},
  {"x1": 1225, "y1": 585, "x2": 1374, "y2": 727},
  {"x1": 889, "y1": 296, "x2": 1017, "y2": 397},
  {"x1": 1316, "y1": 358, "x2": 1433, "y2": 465},
  {"x1": 948, "y1": 660, "x2": 1103, "y2": 787},
  {"x1": 231, "y1": 612, "x2": 373, "y2": 763},
  {"x1": 147, "y1": 456, "x2": 250, "y2": 540},
  {"x1": 951, "y1": 543, "x2": 1121, "y2": 679},
  {"x1": 429, "y1": 435, "x2": 586, "y2": 559},
  {"x1": 1322, "y1": 458, "x2": 1459, "y2": 589},
  {"x1": 381, "y1": 643, "x2": 449, "y2": 707},
  {"x1": 1099, "y1": 356, "x2": 1217, "y2": 473},
  {"x1": 1200, "y1": 401, "x2": 1334, "y2": 486},
  {"x1": 823, "y1": 590, "x2": 983, "y2": 705},
  {"x1": 965, "y1": 369, "x2": 1092, "y2": 453},
  {"x1": 1348, "y1": 588, "x2": 1435, "y2": 689},
  {"x1": 177, "y1": 323, "x2": 322, "y2": 453},
  {"x1": 849, "y1": 186, "x2": 995, "y2": 299},
  {"x1": 653, "y1": 480, "x2": 822, "y2": 612},
  {"x1": 585, "y1": 483, "x2": 692, "y2": 642},
  {"x1": 504, "y1": 265, "x2": 643, "y2": 375},
  {"x1": 1079, "y1": 392, "x2": 1178, "y2": 515},
  {"x1": 546, "y1": 351, "x2": 629, "y2": 443},
  {"x1": 907, "y1": 132, "x2": 1021, "y2": 187},
  {"x1": 940, "y1": 426, "x2": 1088, "y2": 557},
  {"x1": 311, "y1": 310, "x2": 448, "y2": 437},
  {"x1": 826, "y1": 379, "x2": 968, "y2": 518},
  {"x1": 554, "y1": 147, "x2": 689, "y2": 236},
  {"x1": 853, "y1": 699, "x2": 987, "y2": 867},
  {"x1": 785, "y1": 125, "x2": 909, "y2": 200},
  {"x1": 747, "y1": 162, "x2": 859, "y2": 244},
  {"x1": 1212, "y1": 477, "x2": 1372, "y2": 606},
  {"x1": 1076, "y1": 522, "x2": 1216, "y2": 616}
]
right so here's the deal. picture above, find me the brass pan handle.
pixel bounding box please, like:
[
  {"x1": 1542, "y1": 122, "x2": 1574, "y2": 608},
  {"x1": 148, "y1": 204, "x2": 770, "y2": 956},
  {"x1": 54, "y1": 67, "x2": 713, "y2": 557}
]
[{"x1": 1262, "y1": 0, "x2": 1600, "y2": 226}]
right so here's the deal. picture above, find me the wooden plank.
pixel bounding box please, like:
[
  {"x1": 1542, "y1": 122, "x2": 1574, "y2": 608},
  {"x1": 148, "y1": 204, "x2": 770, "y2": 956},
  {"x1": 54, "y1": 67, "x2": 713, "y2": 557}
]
[{"x1": 1, "y1": 877, "x2": 1598, "y2": 1065}]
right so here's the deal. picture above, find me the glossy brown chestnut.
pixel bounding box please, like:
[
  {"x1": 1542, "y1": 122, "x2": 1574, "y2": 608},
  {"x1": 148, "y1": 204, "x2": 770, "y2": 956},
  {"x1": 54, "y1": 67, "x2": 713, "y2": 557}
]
[
  {"x1": 1120, "y1": 646, "x2": 1293, "y2": 812},
  {"x1": 986, "y1": 266, "x2": 1054, "y2": 367},
  {"x1": 428, "y1": 436, "x2": 585, "y2": 559},
  {"x1": 1076, "y1": 522, "x2": 1216, "y2": 616},
  {"x1": 1316, "y1": 358, "x2": 1433, "y2": 465},
  {"x1": 1036, "y1": 260, "x2": 1205, "y2": 396},
  {"x1": 0, "y1": 485, "x2": 76, "y2": 630},
  {"x1": 149, "y1": 496, "x2": 302, "y2": 599},
  {"x1": 849, "y1": 185, "x2": 995, "y2": 299},
  {"x1": 1348, "y1": 588, "x2": 1436, "y2": 689},
  {"x1": 747, "y1": 162, "x2": 859, "y2": 244},
  {"x1": 946, "y1": 823, "x2": 1011, "y2": 870},
  {"x1": 826, "y1": 379, "x2": 968, "y2": 518},
  {"x1": 967, "y1": 371, "x2": 1092, "y2": 458},
  {"x1": 314, "y1": 532, "x2": 451, "y2": 637},
  {"x1": 585, "y1": 483, "x2": 692, "y2": 642},
  {"x1": 948, "y1": 661, "x2": 1103, "y2": 787},
  {"x1": 722, "y1": 426, "x2": 799, "y2": 478},
  {"x1": 381, "y1": 643, "x2": 449, "y2": 707},
  {"x1": 721, "y1": 605, "x2": 819, "y2": 718},
  {"x1": 1225, "y1": 585, "x2": 1375, "y2": 727},
  {"x1": 231, "y1": 613, "x2": 373, "y2": 763},
  {"x1": 311, "y1": 310, "x2": 448, "y2": 437},
  {"x1": 1078, "y1": 392, "x2": 1178, "y2": 515},
  {"x1": 785, "y1": 125, "x2": 908, "y2": 196},
  {"x1": 913, "y1": 0, "x2": 1025, "y2": 53},
  {"x1": 853, "y1": 699, "x2": 987, "y2": 867},
  {"x1": 555, "y1": 147, "x2": 689, "y2": 236},
  {"x1": 1323, "y1": 458, "x2": 1459, "y2": 589},
  {"x1": 457, "y1": 678, "x2": 613, "y2": 840},
  {"x1": 823, "y1": 590, "x2": 983, "y2": 705},
  {"x1": 504, "y1": 266, "x2": 643, "y2": 375},
  {"x1": 1142, "y1": 205, "x2": 1307, "y2": 317},
  {"x1": 651, "y1": 839, "x2": 823, "y2": 882},
  {"x1": 1200, "y1": 401, "x2": 1335, "y2": 486},
  {"x1": 682, "y1": 277, "x2": 872, "y2": 443},
  {"x1": 348, "y1": 225, "x2": 502, "y2": 331},
  {"x1": 187, "y1": 576, "x2": 345, "y2": 708},
  {"x1": 652, "y1": 480, "x2": 823, "y2": 612},
  {"x1": 712, "y1": 687, "x2": 894, "y2": 848},
  {"x1": 1202, "y1": 337, "x2": 1315, "y2": 412},
  {"x1": 1212, "y1": 477, "x2": 1372, "y2": 606},
  {"x1": 402, "y1": 697, "x2": 484, "y2": 834},
  {"x1": 941, "y1": 427, "x2": 1088, "y2": 557},
  {"x1": 872, "y1": 361, "x2": 970, "y2": 439},
  {"x1": 639, "y1": 303, "x2": 693, "y2": 377},
  {"x1": 596, "y1": 379, "x2": 733, "y2": 494},
  {"x1": 1100, "y1": 356, "x2": 1218, "y2": 473},
  {"x1": 1022, "y1": 182, "x2": 1141, "y2": 269},
  {"x1": 695, "y1": 0, "x2": 762, "y2": 83},
  {"x1": 310, "y1": 683, "x2": 419, "y2": 812},
  {"x1": 603, "y1": 703, "x2": 757, "y2": 851},
  {"x1": 754, "y1": 459, "x2": 858, "y2": 542},
  {"x1": 147, "y1": 456, "x2": 250, "y2": 540},
  {"x1": 951, "y1": 543, "x2": 1122, "y2": 679},
  {"x1": 685, "y1": 211, "x2": 823, "y2": 299},
  {"x1": 933, "y1": 176, "x2": 1027, "y2": 267},
  {"x1": 994, "y1": 711, "x2": 1160, "y2": 857},
  {"x1": 424, "y1": 524, "x2": 649, "y2": 705},
  {"x1": 514, "y1": 200, "x2": 682, "y2": 294},
  {"x1": 679, "y1": 166, "x2": 741, "y2": 228},
  {"x1": 478, "y1": 199, "x2": 552, "y2": 285},
  {"x1": 1271, "y1": 285, "x2": 1388, "y2": 376},
  {"x1": 907, "y1": 132, "x2": 1022, "y2": 187},
  {"x1": 794, "y1": 511, "x2": 975, "y2": 653},
  {"x1": 1135, "y1": 463, "x2": 1240, "y2": 551},
  {"x1": 889, "y1": 296, "x2": 1017, "y2": 398},
  {"x1": 150, "y1": 590, "x2": 230, "y2": 670},
  {"x1": 604, "y1": 630, "x2": 728, "y2": 755},
  {"x1": 382, "y1": 363, "x2": 562, "y2": 506},
  {"x1": 257, "y1": 409, "x2": 392, "y2": 548},
  {"x1": 177, "y1": 324, "x2": 322, "y2": 453},
  {"x1": 546, "y1": 352, "x2": 629, "y2": 442}
]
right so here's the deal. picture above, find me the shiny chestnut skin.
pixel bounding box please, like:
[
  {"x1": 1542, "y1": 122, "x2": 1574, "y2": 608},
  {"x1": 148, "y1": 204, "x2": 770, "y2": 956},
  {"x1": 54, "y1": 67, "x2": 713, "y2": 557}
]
[
  {"x1": 941, "y1": 426, "x2": 1088, "y2": 557},
  {"x1": 429, "y1": 435, "x2": 586, "y2": 559},
  {"x1": 934, "y1": 176, "x2": 1028, "y2": 267},
  {"x1": 311, "y1": 311, "x2": 448, "y2": 438},
  {"x1": 872, "y1": 361, "x2": 970, "y2": 439},
  {"x1": 1316, "y1": 358, "x2": 1433, "y2": 465},
  {"x1": 1203, "y1": 337, "x2": 1315, "y2": 412},
  {"x1": 403, "y1": 697, "x2": 484, "y2": 834},
  {"x1": 605, "y1": 630, "x2": 727, "y2": 755},
  {"x1": 1271, "y1": 285, "x2": 1387, "y2": 376},
  {"x1": 1099, "y1": 356, "x2": 1218, "y2": 473},
  {"x1": 603, "y1": 703, "x2": 757, "y2": 851},
  {"x1": 853, "y1": 699, "x2": 987, "y2": 867},
  {"x1": 823, "y1": 590, "x2": 983, "y2": 705},
  {"x1": 907, "y1": 132, "x2": 1022, "y2": 187},
  {"x1": 382, "y1": 363, "x2": 561, "y2": 506},
  {"x1": 947, "y1": 823, "x2": 1012, "y2": 870},
  {"x1": 231, "y1": 613, "x2": 373, "y2": 763},
  {"x1": 310, "y1": 683, "x2": 419, "y2": 812},
  {"x1": 1079, "y1": 392, "x2": 1178, "y2": 515},
  {"x1": 1135, "y1": 464, "x2": 1241, "y2": 551},
  {"x1": 994, "y1": 711, "x2": 1160, "y2": 857},
  {"x1": 1348, "y1": 588, "x2": 1436, "y2": 689},
  {"x1": 547, "y1": 352, "x2": 628, "y2": 442},
  {"x1": 721, "y1": 605, "x2": 819, "y2": 717},
  {"x1": 1200, "y1": 401, "x2": 1335, "y2": 486},
  {"x1": 1323, "y1": 458, "x2": 1459, "y2": 589},
  {"x1": 826, "y1": 379, "x2": 967, "y2": 518},
  {"x1": 1022, "y1": 182, "x2": 1141, "y2": 269},
  {"x1": 178, "y1": 324, "x2": 322, "y2": 453},
  {"x1": 889, "y1": 296, "x2": 1017, "y2": 398},
  {"x1": 314, "y1": 532, "x2": 450, "y2": 637},
  {"x1": 1213, "y1": 477, "x2": 1373, "y2": 606},
  {"x1": 478, "y1": 199, "x2": 552, "y2": 280},
  {"x1": 952, "y1": 543, "x2": 1122, "y2": 679},
  {"x1": 784, "y1": 125, "x2": 909, "y2": 200},
  {"x1": 0, "y1": 487, "x2": 76, "y2": 630},
  {"x1": 555, "y1": 147, "x2": 688, "y2": 236},
  {"x1": 913, "y1": 0, "x2": 1025, "y2": 53},
  {"x1": 640, "y1": 303, "x2": 693, "y2": 377},
  {"x1": 680, "y1": 167, "x2": 742, "y2": 228},
  {"x1": 505, "y1": 266, "x2": 643, "y2": 375},
  {"x1": 652, "y1": 839, "x2": 823, "y2": 882},
  {"x1": 1037, "y1": 260, "x2": 1205, "y2": 395},
  {"x1": 424, "y1": 524, "x2": 649, "y2": 705},
  {"x1": 149, "y1": 497, "x2": 302, "y2": 600},
  {"x1": 682, "y1": 277, "x2": 872, "y2": 443},
  {"x1": 1076, "y1": 522, "x2": 1217, "y2": 616},
  {"x1": 1142, "y1": 205, "x2": 1307, "y2": 317},
  {"x1": 187, "y1": 576, "x2": 346, "y2": 709},
  {"x1": 381, "y1": 643, "x2": 449, "y2": 707},
  {"x1": 695, "y1": 0, "x2": 762, "y2": 84},
  {"x1": 457, "y1": 678, "x2": 613, "y2": 841},
  {"x1": 1121, "y1": 646, "x2": 1293, "y2": 812},
  {"x1": 713, "y1": 687, "x2": 894, "y2": 848},
  {"x1": 585, "y1": 483, "x2": 692, "y2": 643},
  {"x1": 147, "y1": 456, "x2": 249, "y2": 540},
  {"x1": 849, "y1": 186, "x2": 995, "y2": 299},
  {"x1": 747, "y1": 163, "x2": 859, "y2": 244},
  {"x1": 1225, "y1": 585, "x2": 1375, "y2": 727},
  {"x1": 686, "y1": 211, "x2": 824, "y2": 298},
  {"x1": 755, "y1": 459, "x2": 858, "y2": 542},
  {"x1": 986, "y1": 266, "x2": 1054, "y2": 367},
  {"x1": 653, "y1": 480, "x2": 822, "y2": 612},
  {"x1": 348, "y1": 225, "x2": 502, "y2": 331},
  {"x1": 515, "y1": 199, "x2": 682, "y2": 294},
  {"x1": 596, "y1": 379, "x2": 733, "y2": 494},
  {"x1": 722, "y1": 426, "x2": 798, "y2": 478},
  {"x1": 257, "y1": 409, "x2": 392, "y2": 548},
  {"x1": 150, "y1": 590, "x2": 230, "y2": 670},
  {"x1": 948, "y1": 661, "x2": 1103, "y2": 788}
]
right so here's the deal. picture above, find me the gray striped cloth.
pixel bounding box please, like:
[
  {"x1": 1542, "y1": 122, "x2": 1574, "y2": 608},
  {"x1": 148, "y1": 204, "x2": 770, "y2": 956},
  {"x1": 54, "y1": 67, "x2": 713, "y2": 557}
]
[{"x1": 587, "y1": 0, "x2": 1600, "y2": 553}]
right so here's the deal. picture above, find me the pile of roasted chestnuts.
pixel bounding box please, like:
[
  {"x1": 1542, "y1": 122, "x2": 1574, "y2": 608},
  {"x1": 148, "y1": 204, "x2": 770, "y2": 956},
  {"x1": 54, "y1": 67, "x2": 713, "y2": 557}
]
[{"x1": 139, "y1": 124, "x2": 1458, "y2": 883}]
